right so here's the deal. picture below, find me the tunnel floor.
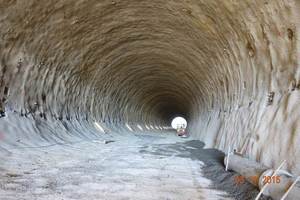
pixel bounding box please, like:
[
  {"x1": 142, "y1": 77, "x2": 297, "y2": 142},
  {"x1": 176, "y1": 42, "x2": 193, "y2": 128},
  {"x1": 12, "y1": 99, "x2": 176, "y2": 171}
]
[{"x1": 0, "y1": 131, "x2": 270, "y2": 200}]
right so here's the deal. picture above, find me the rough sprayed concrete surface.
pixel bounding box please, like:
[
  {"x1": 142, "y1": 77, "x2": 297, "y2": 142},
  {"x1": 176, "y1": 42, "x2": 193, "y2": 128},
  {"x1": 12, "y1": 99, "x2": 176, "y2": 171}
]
[{"x1": 0, "y1": 0, "x2": 299, "y2": 199}]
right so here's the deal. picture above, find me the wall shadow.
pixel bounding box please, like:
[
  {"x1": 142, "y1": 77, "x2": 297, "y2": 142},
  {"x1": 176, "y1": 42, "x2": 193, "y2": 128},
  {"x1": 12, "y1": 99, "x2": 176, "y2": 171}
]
[{"x1": 139, "y1": 140, "x2": 271, "y2": 200}]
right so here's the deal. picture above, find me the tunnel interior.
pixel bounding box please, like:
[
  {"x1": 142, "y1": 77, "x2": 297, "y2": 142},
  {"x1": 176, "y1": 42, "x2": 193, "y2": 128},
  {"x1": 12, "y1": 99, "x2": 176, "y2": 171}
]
[{"x1": 0, "y1": 0, "x2": 300, "y2": 199}]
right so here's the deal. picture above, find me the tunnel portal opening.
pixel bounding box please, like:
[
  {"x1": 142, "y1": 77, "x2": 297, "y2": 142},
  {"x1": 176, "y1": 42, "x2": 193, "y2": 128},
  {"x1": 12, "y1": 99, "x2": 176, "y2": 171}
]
[{"x1": 171, "y1": 116, "x2": 187, "y2": 129}]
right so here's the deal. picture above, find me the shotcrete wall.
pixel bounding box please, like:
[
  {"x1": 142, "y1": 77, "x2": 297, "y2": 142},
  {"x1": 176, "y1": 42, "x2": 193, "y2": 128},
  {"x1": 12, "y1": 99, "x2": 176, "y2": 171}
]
[{"x1": 0, "y1": 0, "x2": 299, "y2": 174}]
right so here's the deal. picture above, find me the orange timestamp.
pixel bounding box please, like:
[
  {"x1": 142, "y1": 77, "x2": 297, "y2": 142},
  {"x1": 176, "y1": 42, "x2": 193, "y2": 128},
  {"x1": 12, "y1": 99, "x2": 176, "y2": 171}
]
[
  {"x1": 234, "y1": 175, "x2": 281, "y2": 185},
  {"x1": 262, "y1": 175, "x2": 281, "y2": 184}
]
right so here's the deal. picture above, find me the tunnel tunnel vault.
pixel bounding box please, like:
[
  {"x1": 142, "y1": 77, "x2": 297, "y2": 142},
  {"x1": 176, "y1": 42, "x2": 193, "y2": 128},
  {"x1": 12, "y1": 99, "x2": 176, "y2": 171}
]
[{"x1": 0, "y1": 0, "x2": 300, "y2": 174}]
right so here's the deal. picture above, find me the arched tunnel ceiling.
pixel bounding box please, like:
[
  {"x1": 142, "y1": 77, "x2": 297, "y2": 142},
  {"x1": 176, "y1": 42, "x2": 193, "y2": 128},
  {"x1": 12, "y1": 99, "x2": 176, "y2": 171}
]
[{"x1": 0, "y1": 0, "x2": 300, "y2": 174}]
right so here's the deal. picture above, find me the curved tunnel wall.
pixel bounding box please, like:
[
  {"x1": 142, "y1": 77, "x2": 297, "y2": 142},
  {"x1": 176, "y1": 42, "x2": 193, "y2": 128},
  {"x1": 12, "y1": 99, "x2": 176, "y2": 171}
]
[{"x1": 0, "y1": 0, "x2": 300, "y2": 174}]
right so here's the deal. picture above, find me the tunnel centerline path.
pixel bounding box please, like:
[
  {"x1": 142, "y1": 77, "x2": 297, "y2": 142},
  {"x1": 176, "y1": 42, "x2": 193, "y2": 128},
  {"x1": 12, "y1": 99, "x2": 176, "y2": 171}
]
[{"x1": 0, "y1": 131, "x2": 268, "y2": 200}]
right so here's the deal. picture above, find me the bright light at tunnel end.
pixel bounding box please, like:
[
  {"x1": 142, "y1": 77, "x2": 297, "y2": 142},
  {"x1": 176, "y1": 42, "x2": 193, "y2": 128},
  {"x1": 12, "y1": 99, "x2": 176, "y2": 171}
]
[{"x1": 171, "y1": 117, "x2": 187, "y2": 129}]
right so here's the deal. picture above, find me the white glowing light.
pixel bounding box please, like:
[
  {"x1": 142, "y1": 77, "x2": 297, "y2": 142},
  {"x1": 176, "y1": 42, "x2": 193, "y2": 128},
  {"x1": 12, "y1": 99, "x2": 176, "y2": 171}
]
[
  {"x1": 94, "y1": 122, "x2": 105, "y2": 133},
  {"x1": 126, "y1": 123, "x2": 133, "y2": 131},
  {"x1": 171, "y1": 117, "x2": 187, "y2": 129},
  {"x1": 137, "y1": 125, "x2": 143, "y2": 131}
]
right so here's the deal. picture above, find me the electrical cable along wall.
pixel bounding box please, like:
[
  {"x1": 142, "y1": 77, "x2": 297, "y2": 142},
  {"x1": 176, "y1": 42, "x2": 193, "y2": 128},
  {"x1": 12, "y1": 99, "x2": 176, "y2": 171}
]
[{"x1": 0, "y1": 0, "x2": 299, "y2": 175}]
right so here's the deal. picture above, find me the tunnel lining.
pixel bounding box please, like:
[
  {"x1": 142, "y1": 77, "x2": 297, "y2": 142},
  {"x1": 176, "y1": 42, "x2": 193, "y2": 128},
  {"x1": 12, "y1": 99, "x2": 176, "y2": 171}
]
[{"x1": 0, "y1": 0, "x2": 299, "y2": 175}]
